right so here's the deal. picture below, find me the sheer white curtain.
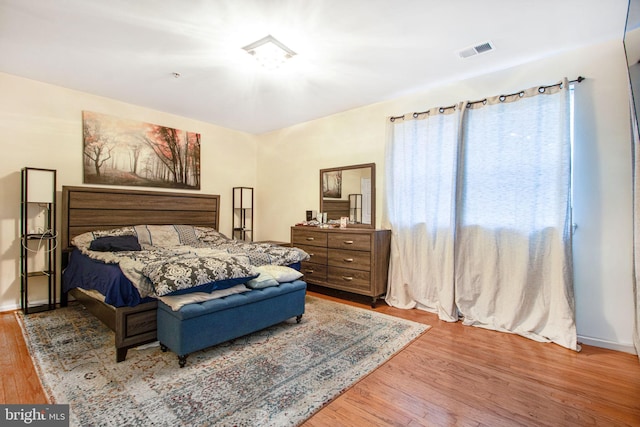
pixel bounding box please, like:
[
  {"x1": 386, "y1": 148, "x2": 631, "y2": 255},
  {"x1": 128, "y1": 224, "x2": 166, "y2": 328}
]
[
  {"x1": 385, "y1": 79, "x2": 578, "y2": 350},
  {"x1": 385, "y1": 107, "x2": 461, "y2": 321},
  {"x1": 455, "y1": 81, "x2": 577, "y2": 350}
]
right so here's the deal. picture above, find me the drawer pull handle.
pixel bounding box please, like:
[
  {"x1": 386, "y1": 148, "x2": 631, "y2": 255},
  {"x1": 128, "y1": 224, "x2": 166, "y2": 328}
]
[
  {"x1": 306, "y1": 237, "x2": 315, "y2": 241},
  {"x1": 343, "y1": 240, "x2": 354, "y2": 245},
  {"x1": 305, "y1": 269, "x2": 315, "y2": 274},
  {"x1": 342, "y1": 276, "x2": 354, "y2": 281},
  {"x1": 343, "y1": 258, "x2": 354, "y2": 263}
]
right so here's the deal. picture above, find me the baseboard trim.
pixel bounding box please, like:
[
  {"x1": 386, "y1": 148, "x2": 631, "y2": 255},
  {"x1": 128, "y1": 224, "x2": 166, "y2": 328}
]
[
  {"x1": 0, "y1": 302, "x2": 20, "y2": 313},
  {"x1": 0, "y1": 298, "x2": 60, "y2": 314},
  {"x1": 578, "y1": 335, "x2": 637, "y2": 355}
]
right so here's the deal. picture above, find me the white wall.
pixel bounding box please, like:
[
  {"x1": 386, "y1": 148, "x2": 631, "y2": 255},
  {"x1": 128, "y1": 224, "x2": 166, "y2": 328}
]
[
  {"x1": 257, "y1": 39, "x2": 636, "y2": 353},
  {"x1": 0, "y1": 72, "x2": 258, "y2": 311}
]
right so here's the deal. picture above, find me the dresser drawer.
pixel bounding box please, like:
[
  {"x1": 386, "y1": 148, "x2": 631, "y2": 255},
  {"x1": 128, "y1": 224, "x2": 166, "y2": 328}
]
[
  {"x1": 295, "y1": 244, "x2": 327, "y2": 265},
  {"x1": 328, "y1": 267, "x2": 371, "y2": 292},
  {"x1": 292, "y1": 229, "x2": 328, "y2": 247},
  {"x1": 300, "y1": 261, "x2": 327, "y2": 282},
  {"x1": 328, "y1": 249, "x2": 370, "y2": 271},
  {"x1": 328, "y1": 233, "x2": 371, "y2": 251}
]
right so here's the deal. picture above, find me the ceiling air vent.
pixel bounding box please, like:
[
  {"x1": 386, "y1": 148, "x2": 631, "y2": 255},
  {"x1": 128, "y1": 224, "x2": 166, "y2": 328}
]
[{"x1": 458, "y1": 41, "x2": 495, "y2": 59}]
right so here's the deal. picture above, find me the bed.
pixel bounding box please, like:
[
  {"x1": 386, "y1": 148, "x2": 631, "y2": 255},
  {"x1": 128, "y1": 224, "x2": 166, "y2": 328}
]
[{"x1": 60, "y1": 186, "x2": 307, "y2": 362}]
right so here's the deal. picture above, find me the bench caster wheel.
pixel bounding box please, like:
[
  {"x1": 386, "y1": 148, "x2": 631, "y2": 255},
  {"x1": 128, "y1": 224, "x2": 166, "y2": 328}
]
[{"x1": 178, "y1": 355, "x2": 188, "y2": 368}]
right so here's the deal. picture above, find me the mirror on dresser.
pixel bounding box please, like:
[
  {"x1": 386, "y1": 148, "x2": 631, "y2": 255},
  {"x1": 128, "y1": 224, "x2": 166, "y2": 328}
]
[{"x1": 319, "y1": 163, "x2": 375, "y2": 228}]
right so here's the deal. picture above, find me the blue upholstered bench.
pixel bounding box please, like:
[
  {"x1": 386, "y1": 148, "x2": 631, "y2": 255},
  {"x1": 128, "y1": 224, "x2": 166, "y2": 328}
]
[{"x1": 157, "y1": 280, "x2": 307, "y2": 367}]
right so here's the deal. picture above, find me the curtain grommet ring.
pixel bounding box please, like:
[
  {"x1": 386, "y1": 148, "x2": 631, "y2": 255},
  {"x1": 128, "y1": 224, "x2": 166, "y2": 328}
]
[
  {"x1": 538, "y1": 87, "x2": 546, "y2": 93},
  {"x1": 499, "y1": 95, "x2": 506, "y2": 102},
  {"x1": 519, "y1": 91, "x2": 524, "y2": 97}
]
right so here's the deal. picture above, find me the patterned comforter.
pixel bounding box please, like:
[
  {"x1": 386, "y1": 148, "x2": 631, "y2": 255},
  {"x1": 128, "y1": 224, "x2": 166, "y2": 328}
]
[{"x1": 71, "y1": 225, "x2": 308, "y2": 298}]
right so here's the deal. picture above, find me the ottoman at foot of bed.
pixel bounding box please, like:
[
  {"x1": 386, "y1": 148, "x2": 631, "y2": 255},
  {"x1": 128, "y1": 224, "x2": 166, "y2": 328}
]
[
  {"x1": 161, "y1": 314, "x2": 304, "y2": 369},
  {"x1": 157, "y1": 280, "x2": 307, "y2": 368}
]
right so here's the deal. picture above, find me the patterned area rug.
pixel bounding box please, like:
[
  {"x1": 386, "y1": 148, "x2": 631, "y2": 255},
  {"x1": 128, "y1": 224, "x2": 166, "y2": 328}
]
[{"x1": 18, "y1": 295, "x2": 429, "y2": 426}]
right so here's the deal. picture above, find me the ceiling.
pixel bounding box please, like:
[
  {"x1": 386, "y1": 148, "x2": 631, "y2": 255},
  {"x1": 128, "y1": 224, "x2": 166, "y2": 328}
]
[{"x1": 0, "y1": 0, "x2": 629, "y2": 134}]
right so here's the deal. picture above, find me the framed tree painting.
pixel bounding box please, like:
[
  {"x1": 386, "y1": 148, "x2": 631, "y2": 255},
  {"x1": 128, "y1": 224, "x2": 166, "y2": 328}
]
[
  {"x1": 82, "y1": 111, "x2": 201, "y2": 189},
  {"x1": 322, "y1": 170, "x2": 342, "y2": 198}
]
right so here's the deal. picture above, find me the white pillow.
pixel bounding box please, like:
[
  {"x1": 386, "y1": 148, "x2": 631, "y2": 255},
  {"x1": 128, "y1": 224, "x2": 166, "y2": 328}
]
[
  {"x1": 158, "y1": 284, "x2": 250, "y2": 311},
  {"x1": 256, "y1": 265, "x2": 303, "y2": 283}
]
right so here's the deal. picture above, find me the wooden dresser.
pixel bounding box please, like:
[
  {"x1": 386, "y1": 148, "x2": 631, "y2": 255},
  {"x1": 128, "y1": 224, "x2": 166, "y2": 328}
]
[{"x1": 291, "y1": 226, "x2": 391, "y2": 306}]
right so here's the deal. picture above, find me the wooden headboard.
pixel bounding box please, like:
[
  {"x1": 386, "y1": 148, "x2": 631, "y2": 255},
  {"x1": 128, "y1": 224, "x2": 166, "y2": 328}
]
[
  {"x1": 323, "y1": 199, "x2": 350, "y2": 220},
  {"x1": 62, "y1": 186, "x2": 220, "y2": 251}
]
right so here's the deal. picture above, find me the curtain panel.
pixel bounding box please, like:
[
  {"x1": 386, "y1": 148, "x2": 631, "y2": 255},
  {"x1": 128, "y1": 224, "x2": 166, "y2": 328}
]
[
  {"x1": 385, "y1": 79, "x2": 578, "y2": 350},
  {"x1": 385, "y1": 106, "x2": 461, "y2": 321}
]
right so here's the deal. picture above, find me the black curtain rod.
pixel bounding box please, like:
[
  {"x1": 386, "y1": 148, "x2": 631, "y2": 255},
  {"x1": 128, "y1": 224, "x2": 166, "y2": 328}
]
[{"x1": 390, "y1": 76, "x2": 585, "y2": 122}]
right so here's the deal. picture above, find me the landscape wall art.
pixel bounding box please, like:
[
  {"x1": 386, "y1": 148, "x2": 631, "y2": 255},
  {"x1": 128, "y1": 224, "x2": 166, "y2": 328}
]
[{"x1": 82, "y1": 111, "x2": 201, "y2": 189}]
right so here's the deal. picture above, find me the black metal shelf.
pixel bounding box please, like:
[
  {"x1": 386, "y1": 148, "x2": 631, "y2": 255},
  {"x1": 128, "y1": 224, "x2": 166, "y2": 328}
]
[
  {"x1": 26, "y1": 270, "x2": 55, "y2": 278},
  {"x1": 232, "y1": 187, "x2": 253, "y2": 242},
  {"x1": 24, "y1": 233, "x2": 56, "y2": 240},
  {"x1": 20, "y1": 167, "x2": 57, "y2": 315}
]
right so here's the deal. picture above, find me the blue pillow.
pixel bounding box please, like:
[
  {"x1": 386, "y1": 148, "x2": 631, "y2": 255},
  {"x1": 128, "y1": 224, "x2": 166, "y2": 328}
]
[
  {"x1": 246, "y1": 272, "x2": 279, "y2": 289},
  {"x1": 89, "y1": 235, "x2": 142, "y2": 252},
  {"x1": 166, "y1": 276, "x2": 257, "y2": 296}
]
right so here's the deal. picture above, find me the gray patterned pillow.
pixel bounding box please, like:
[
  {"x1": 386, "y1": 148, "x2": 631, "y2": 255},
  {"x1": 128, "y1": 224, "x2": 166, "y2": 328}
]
[
  {"x1": 92, "y1": 226, "x2": 136, "y2": 239},
  {"x1": 174, "y1": 225, "x2": 199, "y2": 246},
  {"x1": 195, "y1": 227, "x2": 229, "y2": 243}
]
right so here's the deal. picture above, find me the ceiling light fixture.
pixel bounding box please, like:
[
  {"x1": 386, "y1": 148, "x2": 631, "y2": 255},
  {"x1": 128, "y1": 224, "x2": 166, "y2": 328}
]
[{"x1": 242, "y1": 35, "x2": 296, "y2": 69}]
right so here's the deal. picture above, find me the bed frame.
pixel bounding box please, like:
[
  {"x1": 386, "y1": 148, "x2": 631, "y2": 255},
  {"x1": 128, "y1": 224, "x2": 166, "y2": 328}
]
[{"x1": 60, "y1": 185, "x2": 220, "y2": 362}]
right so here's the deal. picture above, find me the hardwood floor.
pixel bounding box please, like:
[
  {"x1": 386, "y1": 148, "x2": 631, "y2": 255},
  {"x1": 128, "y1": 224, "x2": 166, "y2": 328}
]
[
  {"x1": 3, "y1": 289, "x2": 640, "y2": 426},
  {"x1": 0, "y1": 311, "x2": 48, "y2": 404}
]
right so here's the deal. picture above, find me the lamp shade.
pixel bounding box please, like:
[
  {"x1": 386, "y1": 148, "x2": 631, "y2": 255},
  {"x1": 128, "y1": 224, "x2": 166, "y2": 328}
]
[{"x1": 25, "y1": 168, "x2": 55, "y2": 203}]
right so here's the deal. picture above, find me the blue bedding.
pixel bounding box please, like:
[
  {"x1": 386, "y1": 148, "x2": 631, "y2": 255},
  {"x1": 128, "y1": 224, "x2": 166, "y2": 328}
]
[
  {"x1": 62, "y1": 249, "x2": 150, "y2": 307},
  {"x1": 62, "y1": 249, "x2": 301, "y2": 308}
]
